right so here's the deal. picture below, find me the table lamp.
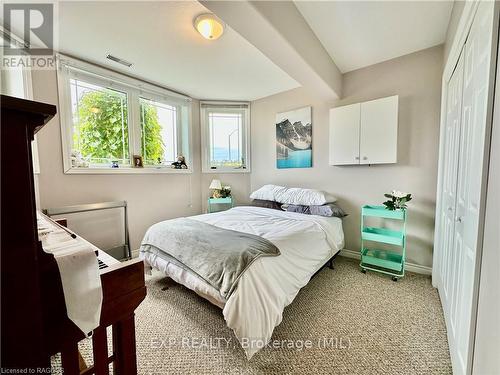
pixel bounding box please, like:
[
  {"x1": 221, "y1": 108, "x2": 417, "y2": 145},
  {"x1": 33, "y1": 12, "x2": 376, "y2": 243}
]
[{"x1": 209, "y1": 179, "x2": 222, "y2": 198}]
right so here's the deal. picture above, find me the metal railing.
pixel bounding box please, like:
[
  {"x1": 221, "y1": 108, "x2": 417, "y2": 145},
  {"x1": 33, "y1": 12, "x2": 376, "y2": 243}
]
[{"x1": 43, "y1": 201, "x2": 131, "y2": 260}]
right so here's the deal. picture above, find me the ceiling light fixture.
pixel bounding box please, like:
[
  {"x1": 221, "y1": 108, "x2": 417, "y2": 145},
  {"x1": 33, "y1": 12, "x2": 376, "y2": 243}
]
[{"x1": 194, "y1": 13, "x2": 224, "y2": 40}]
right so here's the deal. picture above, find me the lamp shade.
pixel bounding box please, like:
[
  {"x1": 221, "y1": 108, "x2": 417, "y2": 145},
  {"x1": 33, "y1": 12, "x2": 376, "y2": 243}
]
[{"x1": 209, "y1": 179, "x2": 222, "y2": 190}]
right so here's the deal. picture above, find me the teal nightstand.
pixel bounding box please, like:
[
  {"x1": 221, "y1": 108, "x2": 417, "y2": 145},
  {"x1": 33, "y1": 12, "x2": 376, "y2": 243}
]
[{"x1": 208, "y1": 197, "x2": 234, "y2": 213}]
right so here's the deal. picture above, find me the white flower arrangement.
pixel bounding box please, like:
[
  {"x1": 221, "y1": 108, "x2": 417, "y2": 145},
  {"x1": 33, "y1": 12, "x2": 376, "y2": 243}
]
[
  {"x1": 383, "y1": 190, "x2": 412, "y2": 210},
  {"x1": 220, "y1": 185, "x2": 232, "y2": 198}
]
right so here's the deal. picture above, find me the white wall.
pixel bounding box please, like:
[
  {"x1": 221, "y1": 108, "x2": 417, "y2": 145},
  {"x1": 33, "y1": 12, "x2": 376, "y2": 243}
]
[
  {"x1": 1, "y1": 66, "x2": 25, "y2": 98},
  {"x1": 250, "y1": 45, "x2": 443, "y2": 268}
]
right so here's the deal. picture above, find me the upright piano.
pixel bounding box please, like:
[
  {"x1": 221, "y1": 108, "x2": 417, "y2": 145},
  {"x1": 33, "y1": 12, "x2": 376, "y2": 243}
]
[{"x1": 1, "y1": 94, "x2": 147, "y2": 374}]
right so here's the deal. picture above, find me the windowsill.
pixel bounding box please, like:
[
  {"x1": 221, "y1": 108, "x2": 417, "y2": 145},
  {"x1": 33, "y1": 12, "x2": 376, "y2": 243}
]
[
  {"x1": 202, "y1": 168, "x2": 251, "y2": 174},
  {"x1": 64, "y1": 166, "x2": 193, "y2": 175}
]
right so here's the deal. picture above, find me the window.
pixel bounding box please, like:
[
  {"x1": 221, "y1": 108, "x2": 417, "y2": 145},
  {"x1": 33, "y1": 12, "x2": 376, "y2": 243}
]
[
  {"x1": 139, "y1": 97, "x2": 177, "y2": 165},
  {"x1": 201, "y1": 102, "x2": 250, "y2": 173},
  {"x1": 57, "y1": 55, "x2": 191, "y2": 173},
  {"x1": 70, "y1": 79, "x2": 129, "y2": 166}
]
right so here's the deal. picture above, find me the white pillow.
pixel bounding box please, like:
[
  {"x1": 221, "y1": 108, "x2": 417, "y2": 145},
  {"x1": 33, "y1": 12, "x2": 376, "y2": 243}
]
[
  {"x1": 250, "y1": 185, "x2": 337, "y2": 206},
  {"x1": 276, "y1": 187, "x2": 337, "y2": 205},
  {"x1": 250, "y1": 184, "x2": 287, "y2": 201}
]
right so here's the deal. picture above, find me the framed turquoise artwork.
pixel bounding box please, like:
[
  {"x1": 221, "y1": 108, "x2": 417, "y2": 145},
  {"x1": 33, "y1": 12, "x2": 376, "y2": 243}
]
[{"x1": 276, "y1": 106, "x2": 312, "y2": 169}]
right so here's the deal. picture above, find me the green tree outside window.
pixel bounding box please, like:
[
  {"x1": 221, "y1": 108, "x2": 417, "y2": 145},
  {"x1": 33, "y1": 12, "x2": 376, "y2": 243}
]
[
  {"x1": 75, "y1": 89, "x2": 165, "y2": 165},
  {"x1": 140, "y1": 100, "x2": 165, "y2": 164}
]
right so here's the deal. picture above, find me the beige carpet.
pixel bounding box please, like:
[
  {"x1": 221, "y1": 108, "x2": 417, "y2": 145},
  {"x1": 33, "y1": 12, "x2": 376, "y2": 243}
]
[{"x1": 78, "y1": 257, "x2": 451, "y2": 374}]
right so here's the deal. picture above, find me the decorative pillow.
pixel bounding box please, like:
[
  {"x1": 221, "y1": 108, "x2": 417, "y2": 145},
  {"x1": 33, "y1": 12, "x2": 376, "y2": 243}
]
[
  {"x1": 282, "y1": 204, "x2": 310, "y2": 214},
  {"x1": 251, "y1": 199, "x2": 282, "y2": 210},
  {"x1": 310, "y1": 203, "x2": 347, "y2": 217},
  {"x1": 250, "y1": 185, "x2": 336, "y2": 206},
  {"x1": 285, "y1": 203, "x2": 347, "y2": 218}
]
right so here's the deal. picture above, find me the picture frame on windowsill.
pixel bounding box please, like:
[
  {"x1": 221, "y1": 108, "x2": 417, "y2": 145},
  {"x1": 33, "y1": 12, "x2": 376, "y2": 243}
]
[{"x1": 133, "y1": 155, "x2": 144, "y2": 168}]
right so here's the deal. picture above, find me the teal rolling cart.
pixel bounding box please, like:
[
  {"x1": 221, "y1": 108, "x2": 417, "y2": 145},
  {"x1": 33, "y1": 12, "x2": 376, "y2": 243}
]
[{"x1": 360, "y1": 205, "x2": 407, "y2": 281}]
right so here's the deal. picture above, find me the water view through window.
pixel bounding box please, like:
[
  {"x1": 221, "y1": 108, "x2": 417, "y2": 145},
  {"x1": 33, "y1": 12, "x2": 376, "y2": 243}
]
[{"x1": 209, "y1": 112, "x2": 243, "y2": 168}]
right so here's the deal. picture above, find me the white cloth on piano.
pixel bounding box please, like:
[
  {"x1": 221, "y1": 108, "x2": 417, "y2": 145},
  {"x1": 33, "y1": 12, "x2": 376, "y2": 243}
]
[{"x1": 38, "y1": 213, "x2": 103, "y2": 335}]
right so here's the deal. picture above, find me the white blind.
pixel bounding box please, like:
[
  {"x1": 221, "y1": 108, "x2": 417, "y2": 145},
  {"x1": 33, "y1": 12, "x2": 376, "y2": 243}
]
[{"x1": 200, "y1": 101, "x2": 249, "y2": 109}]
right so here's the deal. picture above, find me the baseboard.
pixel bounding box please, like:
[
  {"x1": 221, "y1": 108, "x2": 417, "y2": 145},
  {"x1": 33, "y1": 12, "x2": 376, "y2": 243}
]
[{"x1": 339, "y1": 249, "x2": 432, "y2": 275}]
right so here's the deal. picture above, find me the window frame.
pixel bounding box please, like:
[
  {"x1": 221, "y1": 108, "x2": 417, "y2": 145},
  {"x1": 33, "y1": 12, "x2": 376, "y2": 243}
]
[
  {"x1": 138, "y1": 93, "x2": 181, "y2": 166},
  {"x1": 200, "y1": 101, "x2": 251, "y2": 173},
  {"x1": 56, "y1": 54, "x2": 192, "y2": 174}
]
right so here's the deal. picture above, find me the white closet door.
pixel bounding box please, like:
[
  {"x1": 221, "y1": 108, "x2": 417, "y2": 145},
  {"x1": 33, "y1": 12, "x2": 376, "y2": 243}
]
[
  {"x1": 359, "y1": 95, "x2": 398, "y2": 164},
  {"x1": 453, "y1": 2, "x2": 494, "y2": 373},
  {"x1": 438, "y1": 50, "x2": 465, "y2": 328},
  {"x1": 436, "y1": 2, "x2": 495, "y2": 375},
  {"x1": 329, "y1": 103, "x2": 360, "y2": 165}
]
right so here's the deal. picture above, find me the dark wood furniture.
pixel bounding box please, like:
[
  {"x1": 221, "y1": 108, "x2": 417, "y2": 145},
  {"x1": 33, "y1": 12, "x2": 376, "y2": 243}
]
[{"x1": 1, "y1": 95, "x2": 146, "y2": 374}]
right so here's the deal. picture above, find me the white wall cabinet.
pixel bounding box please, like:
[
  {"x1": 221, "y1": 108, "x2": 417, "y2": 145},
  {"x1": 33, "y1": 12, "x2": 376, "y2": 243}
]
[
  {"x1": 329, "y1": 95, "x2": 398, "y2": 165},
  {"x1": 328, "y1": 103, "x2": 361, "y2": 165}
]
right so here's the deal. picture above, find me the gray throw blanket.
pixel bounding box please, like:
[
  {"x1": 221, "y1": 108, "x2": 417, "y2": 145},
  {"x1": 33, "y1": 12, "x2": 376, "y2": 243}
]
[{"x1": 140, "y1": 218, "x2": 280, "y2": 299}]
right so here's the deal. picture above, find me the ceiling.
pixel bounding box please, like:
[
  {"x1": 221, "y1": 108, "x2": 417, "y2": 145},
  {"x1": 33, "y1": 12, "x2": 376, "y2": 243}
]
[
  {"x1": 3, "y1": 1, "x2": 454, "y2": 100},
  {"x1": 295, "y1": 1, "x2": 453, "y2": 73},
  {"x1": 56, "y1": 1, "x2": 298, "y2": 101}
]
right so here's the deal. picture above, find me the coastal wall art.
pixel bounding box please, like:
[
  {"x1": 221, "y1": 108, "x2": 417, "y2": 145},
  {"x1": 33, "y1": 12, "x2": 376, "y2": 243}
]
[{"x1": 276, "y1": 106, "x2": 312, "y2": 168}]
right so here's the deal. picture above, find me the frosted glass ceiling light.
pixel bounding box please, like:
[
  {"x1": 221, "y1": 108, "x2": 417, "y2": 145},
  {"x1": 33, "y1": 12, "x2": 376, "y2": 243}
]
[{"x1": 194, "y1": 14, "x2": 224, "y2": 40}]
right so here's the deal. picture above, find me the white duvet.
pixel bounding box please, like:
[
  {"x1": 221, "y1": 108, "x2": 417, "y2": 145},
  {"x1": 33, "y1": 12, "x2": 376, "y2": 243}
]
[{"x1": 141, "y1": 206, "x2": 344, "y2": 359}]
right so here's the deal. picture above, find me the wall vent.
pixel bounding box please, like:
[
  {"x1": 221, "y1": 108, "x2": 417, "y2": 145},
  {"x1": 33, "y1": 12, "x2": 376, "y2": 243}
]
[{"x1": 106, "y1": 54, "x2": 132, "y2": 67}]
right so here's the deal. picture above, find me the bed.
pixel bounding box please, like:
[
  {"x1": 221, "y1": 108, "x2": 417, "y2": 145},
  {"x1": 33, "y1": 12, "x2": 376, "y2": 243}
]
[{"x1": 140, "y1": 205, "x2": 344, "y2": 359}]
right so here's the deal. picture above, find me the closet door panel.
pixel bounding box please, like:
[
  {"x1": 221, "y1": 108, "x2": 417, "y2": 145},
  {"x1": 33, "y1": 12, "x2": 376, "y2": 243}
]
[
  {"x1": 439, "y1": 51, "x2": 465, "y2": 312},
  {"x1": 450, "y1": 231, "x2": 464, "y2": 337},
  {"x1": 435, "y1": 2, "x2": 495, "y2": 375},
  {"x1": 453, "y1": 2, "x2": 495, "y2": 373},
  {"x1": 441, "y1": 213, "x2": 451, "y2": 299}
]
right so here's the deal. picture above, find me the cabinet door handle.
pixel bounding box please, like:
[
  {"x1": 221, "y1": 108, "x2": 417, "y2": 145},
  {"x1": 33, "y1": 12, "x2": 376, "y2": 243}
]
[
  {"x1": 355, "y1": 156, "x2": 360, "y2": 160},
  {"x1": 455, "y1": 217, "x2": 462, "y2": 223},
  {"x1": 363, "y1": 156, "x2": 368, "y2": 160}
]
